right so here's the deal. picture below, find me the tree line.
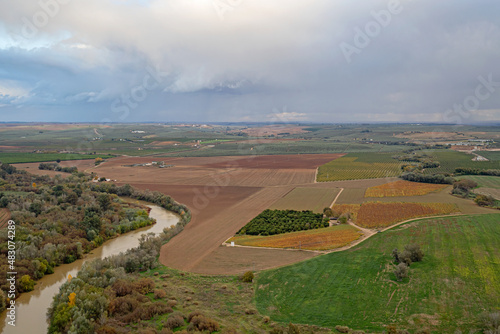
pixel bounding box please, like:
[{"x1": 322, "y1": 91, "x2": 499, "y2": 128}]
[{"x1": 0, "y1": 162, "x2": 190, "y2": 313}]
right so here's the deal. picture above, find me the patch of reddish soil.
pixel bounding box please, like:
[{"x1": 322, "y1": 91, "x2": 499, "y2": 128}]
[
  {"x1": 119, "y1": 183, "x2": 261, "y2": 218},
  {"x1": 231, "y1": 125, "x2": 310, "y2": 136}
]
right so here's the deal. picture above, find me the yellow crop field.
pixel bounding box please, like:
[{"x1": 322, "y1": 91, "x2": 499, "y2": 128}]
[
  {"x1": 356, "y1": 202, "x2": 459, "y2": 228},
  {"x1": 227, "y1": 225, "x2": 362, "y2": 251},
  {"x1": 330, "y1": 204, "x2": 361, "y2": 220},
  {"x1": 365, "y1": 180, "x2": 448, "y2": 197}
]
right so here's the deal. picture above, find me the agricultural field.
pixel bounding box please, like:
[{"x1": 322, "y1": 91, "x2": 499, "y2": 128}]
[
  {"x1": 457, "y1": 175, "x2": 500, "y2": 189},
  {"x1": 0, "y1": 209, "x2": 10, "y2": 228},
  {"x1": 227, "y1": 225, "x2": 362, "y2": 251},
  {"x1": 422, "y1": 150, "x2": 499, "y2": 174},
  {"x1": 332, "y1": 202, "x2": 458, "y2": 228},
  {"x1": 237, "y1": 209, "x2": 329, "y2": 236},
  {"x1": 365, "y1": 180, "x2": 448, "y2": 197},
  {"x1": 0, "y1": 152, "x2": 113, "y2": 164},
  {"x1": 356, "y1": 202, "x2": 459, "y2": 228},
  {"x1": 457, "y1": 175, "x2": 500, "y2": 200},
  {"x1": 330, "y1": 204, "x2": 361, "y2": 220},
  {"x1": 316, "y1": 152, "x2": 403, "y2": 182},
  {"x1": 255, "y1": 213, "x2": 500, "y2": 333},
  {"x1": 478, "y1": 150, "x2": 500, "y2": 161},
  {"x1": 474, "y1": 187, "x2": 500, "y2": 200},
  {"x1": 269, "y1": 187, "x2": 341, "y2": 213}
]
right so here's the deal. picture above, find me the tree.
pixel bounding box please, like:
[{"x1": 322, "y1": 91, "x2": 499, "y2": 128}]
[
  {"x1": 394, "y1": 263, "x2": 408, "y2": 281},
  {"x1": 97, "y1": 193, "x2": 111, "y2": 211},
  {"x1": 405, "y1": 244, "x2": 424, "y2": 262},
  {"x1": 323, "y1": 207, "x2": 333, "y2": 217},
  {"x1": 29, "y1": 201, "x2": 43, "y2": 216},
  {"x1": 19, "y1": 275, "x2": 35, "y2": 292}
]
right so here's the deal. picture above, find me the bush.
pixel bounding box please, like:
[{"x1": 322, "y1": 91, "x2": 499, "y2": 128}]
[
  {"x1": 165, "y1": 314, "x2": 184, "y2": 329},
  {"x1": 393, "y1": 244, "x2": 424, "y2": 266},
  {"x1": 335, "y1": 325, "x2": 350, "y2": 333},
  {"x1": 167, "y1": 299, "x2": 177, "y2": 308},
  {"x1": 153, "y1": 289, "x2": 167, "y2": 299},
  {"x1": 475, "y1": 194, "x2": 495, "y2": 207},
  {"x1": 394, "y1": 263, "x2": 409, "y2": 281},
  {"x1": 240, "y1": 271, "x2": 254, "y2": 283},
  {"x1": 189, "y1": 314, "x2": 220, "y2": 332}
]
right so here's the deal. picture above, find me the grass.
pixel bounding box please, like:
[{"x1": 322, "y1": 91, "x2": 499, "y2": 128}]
[
  {"x1": 227, "y1": 225, "x2": 362, "y2": 251},
  {"x1": 478, "y1": 151, "x2": 500, "y2": 161},
  {"x1": 457, "y1": 175, "x2": 500, "y2": 189},
  {"x1": 316, "y1": 153, "x2": 403, "y2": 182},
  {"x1": 134, "y1": 266, "x2": 332, "y2": 333},
  {"x1": 365, "y1": 180, "x2": 448, "y2": 197},
  {"x1": 255, "y1": 213, "x2": 500, "y2": 333},
  {"x1": 457, "y1": 175, "x2": 500, "y2": 200},
  {"x1": 269, "y1": 187, "x2": 341, "y2": 213},
  {"x1": 0, "y1": 152, "x2": 114, "y2": 164}
]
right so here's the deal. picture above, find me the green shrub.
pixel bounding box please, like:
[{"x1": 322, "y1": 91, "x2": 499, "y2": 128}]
[
  {"x1": 19, "y1": 275, "x2": 35, "y2": 292},
  {"x1": 240, "y1": 271, "x2": 254, "y2": 283}
]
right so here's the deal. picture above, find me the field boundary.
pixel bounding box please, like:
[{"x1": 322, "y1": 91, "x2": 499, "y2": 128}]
[
  {"x1": 329, "y1": 188, "x2": 344, "y2": 207},
  {"x1": 222, "y1": 213, "x2": 472, "y2": 255}
]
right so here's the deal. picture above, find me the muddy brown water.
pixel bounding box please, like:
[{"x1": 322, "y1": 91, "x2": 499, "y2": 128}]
[{"x1": 0, "y1": 202, "x2": 179, "y2": 334}]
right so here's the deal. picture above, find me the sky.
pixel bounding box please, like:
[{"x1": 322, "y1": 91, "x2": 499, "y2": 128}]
[{"x1": 0, "y1": 0, "x2": 500, "y2": 124}]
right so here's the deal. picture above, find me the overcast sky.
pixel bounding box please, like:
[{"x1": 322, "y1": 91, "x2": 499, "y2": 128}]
[{"x1": 0, "y1": 0, "x2": 499, "y2": 123}]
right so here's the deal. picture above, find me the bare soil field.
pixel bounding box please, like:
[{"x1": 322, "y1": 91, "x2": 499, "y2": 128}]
[
  {"x1": 231, "y1": 125, "x2": 310, "y2": 137},
  {"x1": 189, "y1": 246, "x2": 318, "y2": 275},
  {"x1": 204, "y1": 154, "x2": 344, "y2": 169},
  {"x1": 159, "y1": 186, "x2": 295, "y2": 273},
  {"x1": 94, "y1": 155, "x2": 331, "y2": 187},
  {"x1": 118, "y1": 183, "x2": 262, "y2": 218},
  {"x1": 269, "y1": 187, "x2": 341, "y2": 212}
]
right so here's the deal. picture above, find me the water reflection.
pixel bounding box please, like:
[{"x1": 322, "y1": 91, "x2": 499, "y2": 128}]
[{"x1": 0, "y1": 203, "x2": 179, "y2": 334}]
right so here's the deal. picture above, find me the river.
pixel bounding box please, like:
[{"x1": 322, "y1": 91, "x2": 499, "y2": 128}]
[{"x1": 0, "y1": 202, "x2": 180, "y2": 334}]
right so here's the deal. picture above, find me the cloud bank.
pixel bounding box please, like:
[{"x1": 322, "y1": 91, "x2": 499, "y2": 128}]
[{"x1": 0, "y1": 0, "x2": 499, "y2": 123}]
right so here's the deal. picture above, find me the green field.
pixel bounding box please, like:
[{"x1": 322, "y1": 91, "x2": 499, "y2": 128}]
[
  {"x1": 478, "y1": 151, "x2": 500, "y2": 161},
  {"x1": 255, "y1": 214, "x2": 500, "y2": 333},
  {"x1": 456, "y1": 175, "x2": 500, "y2": 200},
  {"x1": 317, "y1": 152, "x2": 403, "y2": 182},
  {"x1": 457, "y1": 175, "x2": 500, "y2": 189},
  {"x1": 423, "y1": 150, "x2": 499, "y2": 175},
  {"x1": 269, "y1": 187, "x2": 341, "y2": 213},
  {"x1": 0, "y1": 152, "x2": 114, "y2": 164}
]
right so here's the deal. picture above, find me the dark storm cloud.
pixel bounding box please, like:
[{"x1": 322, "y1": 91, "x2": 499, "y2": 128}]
[{"x1": 0, "y1": 0, "x2": 499, "y2": 123}]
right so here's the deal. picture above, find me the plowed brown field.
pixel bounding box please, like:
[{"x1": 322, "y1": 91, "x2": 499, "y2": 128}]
[{"x1": 84, "y1": 154, "x2": 344, "y2": 273}]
